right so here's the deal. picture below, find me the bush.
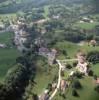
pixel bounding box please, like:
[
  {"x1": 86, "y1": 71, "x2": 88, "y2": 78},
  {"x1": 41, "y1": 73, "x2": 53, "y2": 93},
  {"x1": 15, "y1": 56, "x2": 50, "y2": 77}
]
[
  {"x1": 47, "y1": 83, "x2": 52, "y2": 92},
  {"x1": 32, "y1": 93, "x2": 38, "y2": 100},
  {"x1": 66, "y1": 64, "x2": 72, "y2": 69},
  {"x1": 88, "y1": 70, "x2": 94, "y2": 76},
  {"x1": 72, "y1": 80, "x2": 82, "y2": 89},
  {"x1": 93, "y1": 75, "x2": 97, "y2": 80},
  {"x1": 72, "y1": 62, "x2": 78, "y2": 67},
  {"x1": 74, "y1": 72, "x2": 83, "y2": 79},
  {"x1": 72, "y1": 89, "x2": 79, "y2": 97},
  {"x1": 87, "y1": 51, "x2": 99, "y2": 64},
  {"x1": 95, "y1": 85, "x2": 99, "y2": 93}
]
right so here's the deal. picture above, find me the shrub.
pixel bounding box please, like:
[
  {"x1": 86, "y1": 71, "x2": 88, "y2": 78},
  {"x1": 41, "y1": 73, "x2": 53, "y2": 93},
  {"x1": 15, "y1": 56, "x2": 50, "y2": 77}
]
[
  {"x1": 95, "y1": 85, "x2": 99, "y2": 93},
  {"x1": 72, "y1": 62, "x2": 78, "y2": 67},
  {"x1": 72, "y1": 89, "x2": 79, "y2": 97},
  {"x1": 74, "y1": 72, "x2": 83, "y2": 79},
  {"x1": 72, "y1": 80, "x2": 82, "y2": 89},
  {"x1": 88, "y1": 69, "x2": 94, "y2": 76},
  {"x1": 66, "y1": 64, "x2": 72, "y2": 69}
]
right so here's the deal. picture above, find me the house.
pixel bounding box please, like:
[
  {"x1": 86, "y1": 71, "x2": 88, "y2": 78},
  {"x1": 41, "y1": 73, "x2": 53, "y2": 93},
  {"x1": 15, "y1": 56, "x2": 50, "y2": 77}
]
[
  {"x1": 89, "y1": 39, "x2": 97, "y2": 46},
  {"x1": 48, "y1": 49, "x2": 57, "y2": 65},
  {"x1": 79, "y1": 17, "x2": 94, "y2": 23},
  {"x1": 39, "y1": 47, "x2": 49, "y2": 57},
  {"x1": 52, "y1": 15, "x2": 60, "y2": 19},
  {"x1": 0, "y1": 24, "x2": 5, "y2": 30},
  {"x1": 76, "y1": 51, "x2": 86, "y2": 63},
  {"x1": 60, "y1": 79, "x2": 68, "y2": 93},
  {"x1": 19, "y1": 30, "x2": 29, "y2": 37},
  {"x1": 39, "y1": 89, "x2": 49, "y2": 100},
  {"x1": 33, "y1": 18, "x2": 49, "y2": 24},
  {"x1": 0, "y1": 43, "x2": 6, "y2": 48},
  {"x1": 76, "y1": 62, "x2": 88, "y2": 74}
]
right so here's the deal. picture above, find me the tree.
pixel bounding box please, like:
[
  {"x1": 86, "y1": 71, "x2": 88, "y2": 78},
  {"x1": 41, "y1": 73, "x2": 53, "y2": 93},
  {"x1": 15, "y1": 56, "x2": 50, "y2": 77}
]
[
  {"x1": 87, "y1": 51, "x2": 99, "y2": 64},
  {"x1": 95, "y1": 85, "x2": 99, "y2": 93},
  {"x1": 72, "y1": 89, "x2": 79, "y2": 97},
  {"x1": 72, "y1": 80, "x2": 82, "y2": 89}
]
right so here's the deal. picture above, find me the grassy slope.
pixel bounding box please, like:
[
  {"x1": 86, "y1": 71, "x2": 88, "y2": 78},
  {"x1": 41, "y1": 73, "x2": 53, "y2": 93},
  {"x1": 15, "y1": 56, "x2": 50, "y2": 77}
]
[
  {"x1": 0, "y1": 32, "x2": 20, "y2": 81},
  {"x1": 54, "y1": 41, "x2": 99, "y2": 58},
  {"x1": 33, "y1": 66, "x2": 58, "y2": 94},
  {"x1": 74, "y1": 22, "x2": 99, "y2": 30}
]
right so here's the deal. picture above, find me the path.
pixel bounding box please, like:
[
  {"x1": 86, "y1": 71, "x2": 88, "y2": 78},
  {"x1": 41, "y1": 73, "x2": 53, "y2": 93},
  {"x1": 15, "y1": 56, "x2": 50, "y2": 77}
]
[{"x1": 49, "y1": 60, "x2": 62, "y2": 100}]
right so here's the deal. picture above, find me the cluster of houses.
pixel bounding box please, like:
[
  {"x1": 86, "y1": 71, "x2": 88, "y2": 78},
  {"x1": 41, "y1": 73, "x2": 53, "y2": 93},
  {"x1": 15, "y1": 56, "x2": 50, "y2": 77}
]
[{"x1": 10, "y1": 18, "x2": 31, "y2": 52}]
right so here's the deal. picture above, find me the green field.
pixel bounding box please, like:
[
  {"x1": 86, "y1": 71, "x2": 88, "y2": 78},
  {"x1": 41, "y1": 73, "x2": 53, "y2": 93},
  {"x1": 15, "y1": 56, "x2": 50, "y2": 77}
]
[
  {"x1": 74, "y1": 22, "x2": 99, "y2": 30},
  {"x1": 0, "y1": 13, "x2": 17, "y2": 22},
  {"x1": 0, "y1": 32, "x2": 20, "y2": 81},
  {"x1": 0, "y1": 48, "x2": 19, "y2": 81}
]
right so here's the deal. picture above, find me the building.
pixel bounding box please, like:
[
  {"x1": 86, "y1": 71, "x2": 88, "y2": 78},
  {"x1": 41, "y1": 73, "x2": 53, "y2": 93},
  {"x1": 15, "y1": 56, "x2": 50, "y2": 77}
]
[
  {"x1": 39, "y1": 47, "x2": 49, "y2": 57},
  {"x1": 48, "y1": 49, "x2": 57, "y2": 65},
  {"x1": 89, "y1": 40, "x2": 97, "y2": 47},
  {"x1": 76, "y1": 62, "x2": 88, "y2": 74},
  {"x1": 76, "y1": 51, "x2": 86, "y2": 64},
  {"x1": 0, "y1": 43, "x2": 6, "y2": 48}
]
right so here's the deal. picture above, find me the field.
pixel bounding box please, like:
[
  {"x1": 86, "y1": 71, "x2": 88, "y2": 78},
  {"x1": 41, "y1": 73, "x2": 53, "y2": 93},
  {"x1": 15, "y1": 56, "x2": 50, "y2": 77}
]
[
  {"x1": 0, "y1": 13, "x2": 17, "y2": 21},
  {"x1": 0, "y1": 32, "x2": 20, "y2": 81}
]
